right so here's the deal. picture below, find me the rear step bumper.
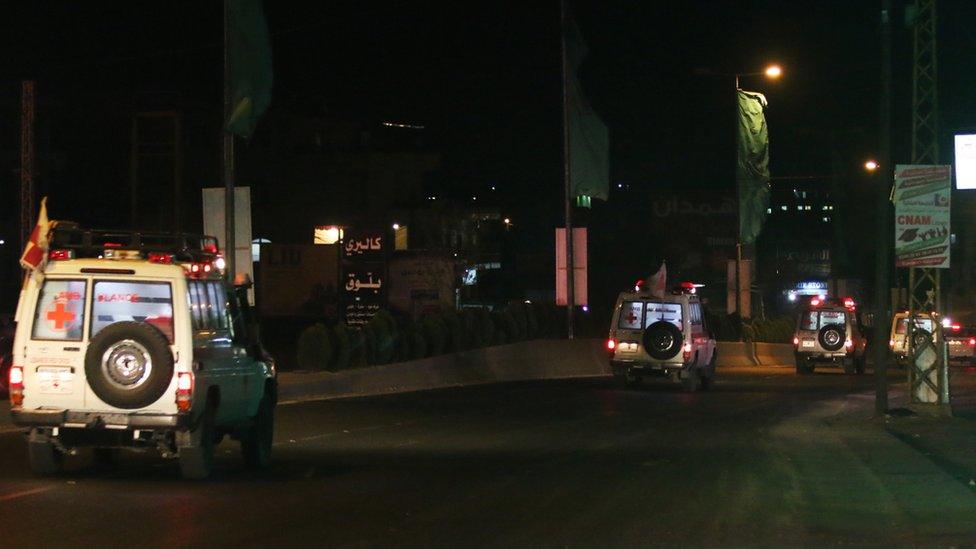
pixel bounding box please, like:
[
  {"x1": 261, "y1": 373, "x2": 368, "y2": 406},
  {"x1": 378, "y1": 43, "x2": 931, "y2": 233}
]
[{"x1": 11, "y1": 409, "x2": 189, "y2": 430}]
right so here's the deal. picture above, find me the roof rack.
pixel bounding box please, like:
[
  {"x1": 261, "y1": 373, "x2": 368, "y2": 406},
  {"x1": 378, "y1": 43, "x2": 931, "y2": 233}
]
[{"x1": 49, "y1": 222, "x2": 220, "y2": 263}]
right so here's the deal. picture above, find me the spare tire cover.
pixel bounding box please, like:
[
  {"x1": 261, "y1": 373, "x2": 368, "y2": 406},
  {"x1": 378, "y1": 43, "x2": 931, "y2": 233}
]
[
  {"x1": 912, "y1": 329, "x2": 932, "y2": 352},
  {"x1": 818, "y1": 323, "x2": 845, "y2": 352},
  {"x1": 643, "y1": 321, "x2": 683, "y2": 360},
  {"x1": 85, "y1": 321, "x2": 174, "y2": 409}
]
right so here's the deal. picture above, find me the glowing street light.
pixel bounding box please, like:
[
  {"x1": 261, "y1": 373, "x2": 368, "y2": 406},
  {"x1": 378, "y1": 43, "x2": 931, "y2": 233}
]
[
  {"x1": 864, "y1": 160, "x2": 879, "y2": 172},
  {"x1": 392, "y1": 223, "x2": 400, "y2": 230},
  {"x1": 764, "y1": 64, "x2": 783, "y2": 79}
]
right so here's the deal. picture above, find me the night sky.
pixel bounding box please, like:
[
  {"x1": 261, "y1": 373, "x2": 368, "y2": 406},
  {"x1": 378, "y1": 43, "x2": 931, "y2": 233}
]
[{"x1": 2, "y1": 1, "x2": 975, "y2": 310}]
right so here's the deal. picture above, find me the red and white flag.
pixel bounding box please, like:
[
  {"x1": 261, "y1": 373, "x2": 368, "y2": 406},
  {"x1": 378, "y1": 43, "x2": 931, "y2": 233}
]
[
  {"x1": 20, "y1": 197, "x2": 51, "y2": 271},
  {"x1": 646, "y1": 261, "x2": 667, "y2": 298}
]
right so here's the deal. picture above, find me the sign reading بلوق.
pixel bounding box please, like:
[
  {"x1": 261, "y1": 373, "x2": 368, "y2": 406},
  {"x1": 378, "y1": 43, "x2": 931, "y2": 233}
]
[{"x1": 893, "y1": 165, "x2": 951, "y2": 268}]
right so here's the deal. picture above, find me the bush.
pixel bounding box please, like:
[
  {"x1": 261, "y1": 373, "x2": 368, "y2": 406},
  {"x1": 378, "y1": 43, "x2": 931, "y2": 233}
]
[
  {"x1": 422, "y1": 314, "x2": 448, "y2": 356},
  {"x1": 348, "y1": 328, "x2": 368, "y2": 368},
  {"x1": 461, "y1": 309, "x2": 484, "y2": 349},
  {"x1": 333, "y1": 323, "x2": 352, "y2": 370},
  {"x1": 367, "y1": 311, "x2": 396, "y2": 364},
  {"x1": 296, "y1": 323, "x2": 333, "y2": 371},
  {"x1": 441, "y1": 310, "x2": 466, "y2": 352}
]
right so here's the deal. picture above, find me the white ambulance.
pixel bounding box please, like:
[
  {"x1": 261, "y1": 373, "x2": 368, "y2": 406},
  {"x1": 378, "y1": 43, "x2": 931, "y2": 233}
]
[{"x1": 8, "y1": 224, "x2": 276, "y2": 479}]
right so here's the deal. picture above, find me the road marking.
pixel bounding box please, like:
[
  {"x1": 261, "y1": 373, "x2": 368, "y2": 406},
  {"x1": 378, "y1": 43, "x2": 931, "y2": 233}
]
[{"x1": 0, "y1": 486, "x2": 55, "y2": 502}]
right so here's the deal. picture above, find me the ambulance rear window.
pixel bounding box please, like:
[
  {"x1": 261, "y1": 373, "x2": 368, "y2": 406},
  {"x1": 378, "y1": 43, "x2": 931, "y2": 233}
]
[
  {"x1": 32, "y1": 279, "x2": 87, "y2": 341},
  {"x1": 91, "y1": 281, "x2": 175, "y2": 343}
]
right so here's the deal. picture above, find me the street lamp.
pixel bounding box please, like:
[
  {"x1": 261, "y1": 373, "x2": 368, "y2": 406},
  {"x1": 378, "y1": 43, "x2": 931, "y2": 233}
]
[{"x1": 864, "y1": 160, "x2": 879, "y2": 172}]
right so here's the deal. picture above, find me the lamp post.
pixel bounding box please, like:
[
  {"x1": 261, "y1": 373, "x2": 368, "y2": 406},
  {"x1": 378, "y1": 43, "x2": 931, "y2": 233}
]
[{"x1": 732, "y1": 64, "x2": 781, "y2": 318}]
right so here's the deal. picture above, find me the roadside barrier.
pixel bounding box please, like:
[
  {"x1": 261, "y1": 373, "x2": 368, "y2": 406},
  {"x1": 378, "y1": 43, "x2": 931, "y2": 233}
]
[
  {"x1": 753, "y1": 342, "x2": 796, "y2": 367},
  {"x1": 277, "y1": 338, "x2": 797, "y2": 402}
]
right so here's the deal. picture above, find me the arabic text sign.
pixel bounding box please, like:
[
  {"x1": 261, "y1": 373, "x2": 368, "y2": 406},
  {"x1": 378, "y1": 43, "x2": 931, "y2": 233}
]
[{"x1": 894, "y1": 165, "x2": 951, "y2": 268}]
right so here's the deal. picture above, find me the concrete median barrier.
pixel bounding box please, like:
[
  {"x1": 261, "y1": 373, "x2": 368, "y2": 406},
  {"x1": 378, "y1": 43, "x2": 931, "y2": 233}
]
[
  {"x1": 753, "y1": 342, "x2": 795, "y2": 367},
  {"x1": 278, "y1": 339, "x2": 612, "y2": 402},
  {"x1": 276, "y1": 338, "x2": 797, "y2": 403},
  {"x1": 716, "y1": 342, "x2": 758, "y2": 367}
]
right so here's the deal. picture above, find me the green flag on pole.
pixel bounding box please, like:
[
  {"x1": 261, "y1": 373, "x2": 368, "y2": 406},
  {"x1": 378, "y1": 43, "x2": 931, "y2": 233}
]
[
  {"x1": 226, "y1": 0, "x2": 273, "y2": 138},
  {"x1": 736, "y1": 89, "x2": 770, "y2": 244},
  {"x1": 566, "y1": 16, "x2": 609, "y2": 203}
]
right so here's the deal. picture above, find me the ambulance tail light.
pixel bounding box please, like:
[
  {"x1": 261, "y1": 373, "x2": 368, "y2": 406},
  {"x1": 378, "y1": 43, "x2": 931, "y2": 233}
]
[
  {"x1": 889, "y1": 339, "x2": 895, "y2": 348},
  {"x1": 845, "y1": 339, "x2": 853, "y2": 352},
  {"x1": 793, "y1": 336, "x2": 799, "y2": 348},
  {"x1": 176, "y1": 371, "x2": 193, "y2": 412},
  {"x1": 969, "y1": 338, "x2": 975, "y2": 347},
  {"x1": 606, "y1": 339, "x2": 616, "y2": 351},
  {"x1": 9, "y1": 365, "x2": 24, "y2": 407},
  {"x1": 49, "y1": 249, "x2": 74, "y2": 261},
  {"x1": 682, "y1": 342, "x2": 693, "y2": 362}
]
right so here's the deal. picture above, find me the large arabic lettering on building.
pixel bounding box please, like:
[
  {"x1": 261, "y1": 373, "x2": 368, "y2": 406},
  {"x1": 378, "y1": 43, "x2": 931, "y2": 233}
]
[{"x1": 893, "y1": 165, "x2": 951, "y2": 268}]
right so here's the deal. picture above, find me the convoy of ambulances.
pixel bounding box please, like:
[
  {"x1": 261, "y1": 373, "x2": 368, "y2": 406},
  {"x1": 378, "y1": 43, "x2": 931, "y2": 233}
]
[{"x1": 8, "y1": 223, "x2": 276, "y2": 479}]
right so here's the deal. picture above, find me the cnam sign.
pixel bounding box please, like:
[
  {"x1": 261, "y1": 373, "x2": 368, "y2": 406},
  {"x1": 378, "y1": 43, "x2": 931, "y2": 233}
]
[{"x1": 893, "y1": 164, "x2": 951, "y2": 268}]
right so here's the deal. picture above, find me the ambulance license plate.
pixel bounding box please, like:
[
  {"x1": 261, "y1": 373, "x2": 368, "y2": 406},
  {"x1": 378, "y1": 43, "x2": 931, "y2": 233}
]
[{"x1": 37, "y1": 366, "x2": 73, "y2": 394}]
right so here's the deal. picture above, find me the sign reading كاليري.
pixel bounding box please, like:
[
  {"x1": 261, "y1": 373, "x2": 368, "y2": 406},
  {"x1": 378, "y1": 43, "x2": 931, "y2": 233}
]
[{"x1": 893, "y1": 165, "x2": 951, "y2": 268}]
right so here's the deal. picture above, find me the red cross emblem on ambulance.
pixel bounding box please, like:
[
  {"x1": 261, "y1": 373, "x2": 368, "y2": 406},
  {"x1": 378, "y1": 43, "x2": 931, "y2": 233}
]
[{"x1": 46, "y1": 301, "x2": 77, "y2": 332}]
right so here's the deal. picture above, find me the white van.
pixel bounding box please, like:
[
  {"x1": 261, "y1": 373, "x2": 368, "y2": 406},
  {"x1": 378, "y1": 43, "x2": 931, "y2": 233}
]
[
  {"x1": 607, "y1": 284, "x2": 717, "y2": 392},
  {"x1": 8, "y1": 225, "x2": 276, "y2": 479}
]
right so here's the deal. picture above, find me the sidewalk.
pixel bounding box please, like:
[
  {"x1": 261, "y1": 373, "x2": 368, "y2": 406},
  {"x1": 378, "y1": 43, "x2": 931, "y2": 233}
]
[{"x1": 884, "y1": 365, "x2": 976, "y2": 493}]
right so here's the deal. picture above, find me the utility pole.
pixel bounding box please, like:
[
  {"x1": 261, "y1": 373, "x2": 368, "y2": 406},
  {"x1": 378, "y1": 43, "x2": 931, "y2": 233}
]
[
  {"x1": 21, "y1": 81, "x2": 35, "y2": 246},
  {"x1": 560, "y1": 0, "x2": 575, "y2": 339},
  {"x1": 223, "y1": 0, "x2": 236, "y2": 279},
  {"x1": 873, "y1": 0, "x2": 893, "y2": 415}
]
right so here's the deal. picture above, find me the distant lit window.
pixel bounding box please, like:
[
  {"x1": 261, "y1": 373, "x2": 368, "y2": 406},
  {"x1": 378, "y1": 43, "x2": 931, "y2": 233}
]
[
  {"x1": 822, "y1": 205, "x2": 829, "y2": 211},
  {"x1": 797, "y1": 206, "x2": 803, "y2": 211},
  {"x1": 805, "y1": 205, "x2": 811, "y2": 211},
  {"x1": 766, "y1": 208, "x2": 772, "y2": 214},
  {"x1": 781, "y1": 205, "x2": 788, "y2": 211},
  {"x1": 822, "y1": 217, "x2": 830, "y2": 223}
]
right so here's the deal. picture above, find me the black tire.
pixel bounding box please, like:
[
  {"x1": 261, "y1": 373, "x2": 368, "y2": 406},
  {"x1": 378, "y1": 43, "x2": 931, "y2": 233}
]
[
  {"x1": 179, "y1": 405, "x2": 216, "y2": 480},
  {"x1": 681, "y1": 368, "x2": 701, "y2": 392},
  {"x1": 242, "y1": 389, "x2": 275, "y2": 469},
  {"x1": 794, "y1": 354, "x2": 813, "y2": 375},
  {"x1": 84, "y1": 321, "x2": 174, "y2": 409},
  {"x1": 818, "y1": 324, "x2": 845, "y2": 352},
  {"x1": 643, "y1": 321, "x2": 683, "y2": 360},
  {"x1": 700, "y1": 351, "x2": 717, "y2": 390},
  {"x1": 28, "y1": 437, "x2": 62, "y2": 476}
]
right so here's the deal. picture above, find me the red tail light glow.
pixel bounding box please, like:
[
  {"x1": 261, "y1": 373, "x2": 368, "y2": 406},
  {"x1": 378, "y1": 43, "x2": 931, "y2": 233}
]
[
  {"x1": 682, "y1": 342, "x2": 692, "y2": 362},
  {"x1": 810, "y1": 298, "x2": 821, "y2": 307},
  {"x1": 176, "y1": 371, "x2": 193, "y2": 412},
  {"x1": 845, "y1": 339, "x2": 853, "y2": 352},
  {"x1": 969, "y1": 338, "x2": 975, "y2": 347},
  {"x1": 606, "y1": 339, "x2": 616, "y2": 351},
  {"x1": 9, "y1": 366, "x2": 24, "y2": 407},
  {"x1": 793, "y1": 336, "x2": 799, "y2": 346},
  {"x1": 148, "y1": 252, "x2": 174, "y2": 264},
  {"x1": 48, "y1": 249, "x2": 74, "y2": 260}
]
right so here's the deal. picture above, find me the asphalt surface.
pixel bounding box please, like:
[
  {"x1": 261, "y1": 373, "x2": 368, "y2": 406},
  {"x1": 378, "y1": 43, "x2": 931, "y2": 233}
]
[{"x1": 1, "y1": 366, "x2": 975, "y2": 548}]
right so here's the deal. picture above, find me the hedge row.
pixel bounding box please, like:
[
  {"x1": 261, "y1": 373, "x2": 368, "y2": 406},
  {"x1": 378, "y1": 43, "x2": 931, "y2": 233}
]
[
  {"x1": 296, "y1": 302, "x2": 563, "y2": 371},
  {"x1": 705, "y1": 310, "x2": 796, "y2": 343}
]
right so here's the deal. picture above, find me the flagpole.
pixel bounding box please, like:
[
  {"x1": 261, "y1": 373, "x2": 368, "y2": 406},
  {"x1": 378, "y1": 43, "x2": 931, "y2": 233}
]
[
  {"x1": 223, "y1": 0, "x2": 236, "y2": 280},
  {"x1": 561, "y1": 0, "x2": 575, "y2": 339}
]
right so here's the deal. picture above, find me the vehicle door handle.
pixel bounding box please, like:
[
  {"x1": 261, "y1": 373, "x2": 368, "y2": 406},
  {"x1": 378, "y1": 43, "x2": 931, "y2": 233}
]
[{"x1": 63, "y1": 347, "x2": 80, "y2": 352}]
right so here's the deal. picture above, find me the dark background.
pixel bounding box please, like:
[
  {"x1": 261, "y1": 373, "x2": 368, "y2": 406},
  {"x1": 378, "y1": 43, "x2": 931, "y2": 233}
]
[{"x1": 1, "y1": 1, "x2": 975, "y2": 318}]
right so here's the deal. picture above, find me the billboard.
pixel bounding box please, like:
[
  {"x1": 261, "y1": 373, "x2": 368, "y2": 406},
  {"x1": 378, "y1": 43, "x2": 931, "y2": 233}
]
[
  {"x1": 256, "y1": 244, "x2": 339, "y2": 317},
  {"x1": 555, "y1": 228, "x2": 587, "y2": 306},
  {"x1": 955, "y1": 134, "x2": 976, "y2": 189},
  {"x1": 341, "y1": 228, "x2": 388, "y2": 327},
  {"x1": 893, "y1": 165, "x2": 951, "y2": 268},
  {"x1": 387, "y1": 254, "x2": 455, "y2": 319}
]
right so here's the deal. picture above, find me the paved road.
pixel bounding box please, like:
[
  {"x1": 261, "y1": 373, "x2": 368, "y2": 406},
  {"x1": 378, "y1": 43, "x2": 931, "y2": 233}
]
[{"x1": 1, "y1": 367, "x2": 975, "y2": 547}]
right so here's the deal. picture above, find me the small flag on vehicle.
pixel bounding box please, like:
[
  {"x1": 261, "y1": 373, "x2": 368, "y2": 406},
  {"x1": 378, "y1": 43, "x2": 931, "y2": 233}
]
[
  {"x1": 646, "y1": 261, "x2": 667, "y2": 298},
  {"x1": 20, "y1": 197, "x2": 52, "y2": 271}
]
